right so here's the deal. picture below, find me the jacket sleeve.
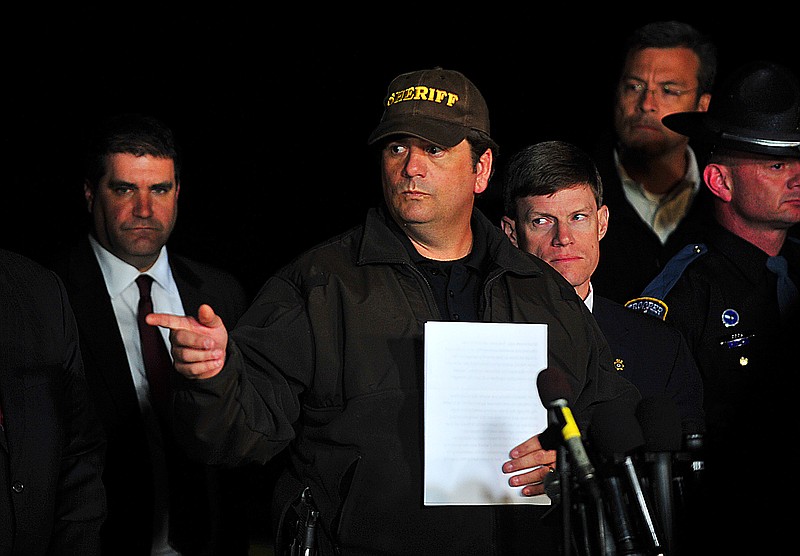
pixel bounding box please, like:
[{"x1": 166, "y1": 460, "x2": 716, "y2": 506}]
[
  {"x1": 173, "y1": 273, "x2": 311, "y2": 466},
  {"x1": 664, "y1": 325, "x2": 706, "y2": 435},
  {"x1": 574, "y1": 304, "x2": 642, "y2": 430},
  {"x1": 50, "y1": 276, "x2": 107, "y2": 556}
]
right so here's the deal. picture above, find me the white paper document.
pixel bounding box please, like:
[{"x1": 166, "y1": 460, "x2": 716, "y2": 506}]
[{"x1": 423, "y1": 321, "x2": 550, "y2": 505}]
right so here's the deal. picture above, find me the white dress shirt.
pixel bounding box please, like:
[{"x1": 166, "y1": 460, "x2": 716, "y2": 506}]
[
  {"x1": 89, "y1": 235, "x2": 185, "y2": 555},
  {"x1": 583, "y1": 282, "x2": 594, "y2": 312},
  {"x1": 615, "y1": 146, "x2": 701, "y2": 244}
]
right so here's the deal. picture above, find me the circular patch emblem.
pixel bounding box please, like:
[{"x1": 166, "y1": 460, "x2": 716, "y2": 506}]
[{"x1": 721, "y1": 309, "x2": 739, "y2": 327}]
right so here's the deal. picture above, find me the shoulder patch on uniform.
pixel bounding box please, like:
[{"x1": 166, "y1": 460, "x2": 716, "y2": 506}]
[
  {"x1": 624, "y1": 296, "x2": 669, "y2": 320},
  {"x1": 640, "y1": 243, "x2": 708, "y2": 301}
]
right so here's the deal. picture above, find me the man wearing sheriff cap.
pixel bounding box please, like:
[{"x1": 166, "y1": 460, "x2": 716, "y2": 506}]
[{"x1": 146, "y1": 67, "x2": 640, "y2": 555}]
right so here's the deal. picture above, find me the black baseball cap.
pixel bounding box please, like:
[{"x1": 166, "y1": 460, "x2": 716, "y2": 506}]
[{"x1": 368, "y1": 67, "x2": 491, "y2": 148}]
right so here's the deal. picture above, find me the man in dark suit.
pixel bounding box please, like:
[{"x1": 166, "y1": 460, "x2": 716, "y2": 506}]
[
  {"x1": 47, "y1": 113, "x2": 254, "y2": 555},
  {"x1": 0, "y1": 247, "x2": 106, "y2": 555},
  {"x1": 501, "y1": 140, "x2": 706, "y2": 553},
  {"x1": 588, "y1": 21, "x2": 718, "y2": 304},
  {"x1": 501, "y1": 140, "x2": 704, "y2": 433}
]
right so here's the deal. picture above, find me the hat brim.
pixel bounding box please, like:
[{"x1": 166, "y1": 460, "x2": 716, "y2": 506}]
[
  {"x1": 367, "y1": 115, "x2": 470, "y2": 148},
  {"x1": 663, "y1": 112, "x2": 800, "y2": 158},
  {"x1": 661, "y1": 112, "x2": 710, "y2": 140}
]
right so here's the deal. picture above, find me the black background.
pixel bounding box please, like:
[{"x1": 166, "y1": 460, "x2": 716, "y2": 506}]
[{"x1": 5, "y1": 11, "x2": 798, "y2": 297}]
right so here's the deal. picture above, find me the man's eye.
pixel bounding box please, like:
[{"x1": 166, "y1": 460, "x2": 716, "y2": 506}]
[{"x1": 427, "y1": 145, "x2": 444, "y2": 155}]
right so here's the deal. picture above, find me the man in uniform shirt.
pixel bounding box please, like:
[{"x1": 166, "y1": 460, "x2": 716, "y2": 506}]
[
  {"x1": 500, "y1": 139, "x2": 705, "y2": 435},
  {"x1": 630, "y1": 60, "x2": 800, "y2": 553},
  {"x1": 501, "y1": 140, "x2": 706, "y2": 553}
]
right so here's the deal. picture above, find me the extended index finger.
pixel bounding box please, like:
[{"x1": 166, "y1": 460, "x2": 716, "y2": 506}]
[{"x1": 145, "y1": 312, "x2": 196, "y2": 332}]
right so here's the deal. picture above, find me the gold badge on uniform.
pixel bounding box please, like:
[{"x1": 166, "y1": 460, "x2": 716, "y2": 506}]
[{"x1": 624, "y1": 297, "x2": 668, "y2": 320}]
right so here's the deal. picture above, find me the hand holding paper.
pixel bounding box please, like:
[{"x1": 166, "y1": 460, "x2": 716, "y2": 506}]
[{"x1": 423, "y1": 321, "x2": 551, "y2": 505}]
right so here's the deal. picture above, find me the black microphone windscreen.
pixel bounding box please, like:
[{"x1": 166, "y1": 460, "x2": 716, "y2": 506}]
[
  {"x1": 636, "y1": 396, "x2": 683, "y2": 452},
  {"x1": 588, "y1": 401, "x2": 645, "y2": 460},
  {"x1": 537, "y1": 367, "x2": 573, "y2": 407}
]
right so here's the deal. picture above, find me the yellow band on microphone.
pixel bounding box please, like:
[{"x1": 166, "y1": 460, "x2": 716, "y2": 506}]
[{"x1": 561, "y1": 406, "x2": 581, "y2": 440}]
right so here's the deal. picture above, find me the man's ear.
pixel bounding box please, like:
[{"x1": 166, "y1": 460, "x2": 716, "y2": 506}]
[
  {"x1": 474, "y1": 148, "x2": 493, "y2": 194},
  {"x1": 597, "y1": 204, "x2": 609, "y2": 241},
  {"x1": 500, "y1": 216, "x2": 519, "y2": 247},
  {"x1": 83, "y1": 181, "x2": 94, "y2": 212},
  {"x1": 703, "y1": 163, "x2": 733, "y2": 202},
  {"x1": 698, "y1": 92, "x2": 712, "y2": 112}
]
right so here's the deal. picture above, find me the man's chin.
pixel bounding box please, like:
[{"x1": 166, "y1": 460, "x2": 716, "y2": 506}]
[
  {"x1": 123, "y1": 237, "x2": 165, "y2": 257},
  {"x1": 620, "y1": 137, "x2": 672, "y2": 157}
]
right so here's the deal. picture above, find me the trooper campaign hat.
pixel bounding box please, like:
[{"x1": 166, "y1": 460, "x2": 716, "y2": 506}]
[
  {"x1": 662, "y1": 60, "x2": 800, "y2": 158},
  {"x1": 368, "y1": 67, "x2": 491, "y2": 148}
]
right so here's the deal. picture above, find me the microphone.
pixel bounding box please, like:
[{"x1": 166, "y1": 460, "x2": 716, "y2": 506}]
[
  {"x1": 538, "y1": 369, "x2": 610, "y2": 555},
  {"x1": 636, "y1": 396, "x2": 683, "y2": 555},
  {"x1": 543, "y1": 464, "x2": 561, "y2": 504},
  {"x1": 537, "y1": 369, "x2": 601, "y2": 500},
  {"x1": 683, "y1": 429, "x2": 705, "y2": 486},
  {"x1": 677, "y1": 428, "x2": 705, "y2": 553},
  {"x1": 589, "y1": 401, "x2": 649, "y2": 556}
]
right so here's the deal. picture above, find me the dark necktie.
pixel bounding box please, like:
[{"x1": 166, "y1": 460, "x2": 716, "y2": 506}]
[
  {"x1": 766, "y1": 255, "x2": 799, "y2": 320},
  {"x1": 135, "y1": 275, "x2": 173, "y2": 419}
]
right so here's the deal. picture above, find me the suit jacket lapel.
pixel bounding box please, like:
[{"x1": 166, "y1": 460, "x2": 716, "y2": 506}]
[
  {"x1": 593, "y1": 296, "x2": 631, "y2": 346},
  {"x1": 65, "y1": 240, "x2": 140, "y2": 419},
  {"x1": 170, "y1": 255, "x2": 204, "y2": 317},
  {"x1": 0, "y1": 268, "x2": 28, "y2": 464}
]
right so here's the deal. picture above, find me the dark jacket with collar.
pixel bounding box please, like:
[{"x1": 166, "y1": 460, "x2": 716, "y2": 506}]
[
  {"x1": 48, "y1": 237, "x2": 251, "y2": 556},
  {"x1": 590, "y1": 136, "x2": 716, "y2": 305},
  {"x1": 172, "y1": 206, "x2": 641, "y2": 556},
  {"x1": 636, "y1": 223, "x2": 800, "y2": 553},
  {"x1": 592, "y1": 294, "x2": 705, "y2": 435},
  {"x1": 644, "y1": 224, "x2": 799, "y2": 451},
  {"x1": 0, "y1": 248, "x2": 106, "y2": 556}
]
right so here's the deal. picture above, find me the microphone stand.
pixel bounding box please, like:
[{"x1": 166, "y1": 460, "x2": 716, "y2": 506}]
[
  {"x1": 645, "y1": 450, "x2": 674, "y2": 554},
  {"x1": 557, "y1": 444, "x2": 574, "y2": 555},
  {"x1": 542, "y1": 444, "x2": 580, "y2": 556},
  {"x1": 672, "y1": 433, "x2": 705, "y2": 555},
  {"x1": 547, "y1": 399, "x2": 612, "y2": 555},
  {"x1": 622, "y1": 455, "x2": 664, "y2": 556}
]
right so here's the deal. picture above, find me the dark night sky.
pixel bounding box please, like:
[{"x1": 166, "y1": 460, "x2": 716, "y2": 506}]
[{"x1": 4, "y1": 11, "x2": 798, "y2": 297}]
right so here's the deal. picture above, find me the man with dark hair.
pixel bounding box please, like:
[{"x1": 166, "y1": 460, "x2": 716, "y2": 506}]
[
  {"x1": 590, "y1": 20, "x2": 718, "y2": 304},
  {"x1": 501, "y1": 139, "x2": 704, "y2": 433},
  {"x1": 501, "y1": 140, "x2": 707, "y2": 554},
  {"x1": 633, "y1": 60, "x2": 800, "y2": 552},
  {"x1": 147, "y1": 68, "x2": 640, "y2": 555},
  {"x1": 48, "y1": 113, "x2": 253, "y2": 555}
]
